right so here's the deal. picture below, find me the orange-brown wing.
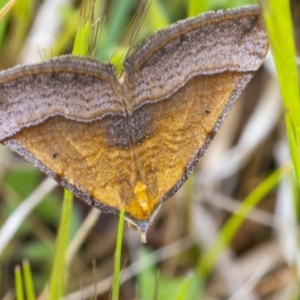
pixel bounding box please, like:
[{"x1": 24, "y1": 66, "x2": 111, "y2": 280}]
[
  {"x1": 4, "y1": 116, "x2": 137, "y2": 216},
  {"x1": 123, "y1": 6, "x2": 268, "y2": 224},
  {"x1": 0, "y1": 56, "x2": 137, "y2": 218}
]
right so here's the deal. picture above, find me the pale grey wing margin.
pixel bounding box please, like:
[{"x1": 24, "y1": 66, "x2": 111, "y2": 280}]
[
  {"x1": 123, "y1": 5, "x2": 268, "y2": 107},
  {"x1": 0, "y1": 55, "x2": 124, "y2": 141}
]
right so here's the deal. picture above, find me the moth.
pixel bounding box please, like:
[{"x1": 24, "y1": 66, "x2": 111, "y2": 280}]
[{"x1": 0, "y1": 6, "x2": 268, "y2": 242}]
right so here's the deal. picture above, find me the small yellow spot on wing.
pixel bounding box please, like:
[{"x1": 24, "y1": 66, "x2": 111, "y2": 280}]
[
  {"x1": 134, "y1": 180, "x2": 150, "y2": 213},
  {"x1": 139, "y1": 200, "x2": 148, "y2": 212}
]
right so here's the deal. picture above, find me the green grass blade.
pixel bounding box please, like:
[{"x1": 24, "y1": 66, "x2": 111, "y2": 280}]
[
  {"x1": 286, "y1": 115, "x2": 300, "y2": 186},
  {"x1": 48, "y1": 189, "x2": 73, "y2": 300},
  {"x1": 261, "y1": 0, "x2": 300, "y2": 187},
  {"x1": 72, "y1": 16, "x2": 92, "y2": 57},
  {"x1": 110, "y1": 0, "x2": 150, "y2": 76},
  {"x1": 73, "y1": 0, "x2": 98, "y2": 57},
  {"x1": 111, "y1": 207, "x2": 125, "y2": 300},
  {"x1": 198, "y1": 165, "x2": 291, "y2": 276},
  {"x1": 48, "y1": 2, "x2": 94, "y2": 298},
  {"x1": 15, "y1": 265, "x2": 24, "y2": 300},
  {"x1": 22, "y1": 259, "x2": 36, "y2": 300},
  {"x1": 0, "y1": 0, "x2": 11, "y2": 53}
]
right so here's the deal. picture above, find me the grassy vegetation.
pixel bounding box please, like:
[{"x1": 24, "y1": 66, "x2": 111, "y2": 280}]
[{"x1": 0, "y1": 0, "x2": 299, "y2": 299}]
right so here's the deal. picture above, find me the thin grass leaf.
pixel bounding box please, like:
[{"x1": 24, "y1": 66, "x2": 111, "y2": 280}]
[
  {"x1": 48, "y1": 189, "x2": 73, "y2": 300},
  {"x1": 48, "y1": 1, "x2": 94, "y2": 298},
  {"x1": 0, "y1": 0, "x2": 13, "y2": 53},
  {"x1": 15, "y1": 265, "x2": 24, "y2": 300},
  {"x1": 0, "y1": 0, "x2": 15, "y2": 20},
  {"x1": 198, "y1": 165, "x2": 291, "y2": 276},
  {"x1": 22, "y1": 259, "x2": 36, "y2": 300},
  {"x1": 286, "y1": 116, "x2": 300, "y2": 188},
  {"x1": 261, "y1": 0, "x2": 300, "y2": 278},
  {"x1": 73, "y1": 0, "x2": 99, "y2": 57},
  {"x1": 111, "y1": 207, "x2": 125, "y2": 300},
  {"x1": 261, "y1": 0, "x2": 300, "y2": 187},
  {"x1": 111, "y1": 0, "x2": 151, "y2": 75},
  {"x1": 73, "y1": 21, "x2": 93, "y2": 56}
]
